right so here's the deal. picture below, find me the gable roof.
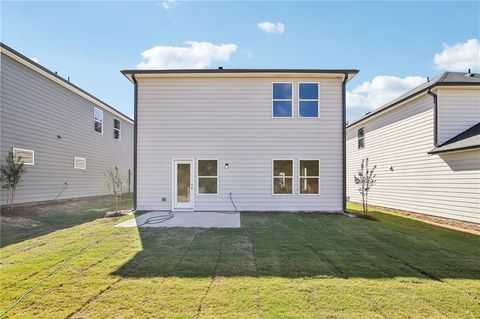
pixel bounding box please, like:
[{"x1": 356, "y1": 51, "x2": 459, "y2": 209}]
[
  {"x1": 121, "y1": 68, "x2": 359, "y2": 83},
  {"x1": 0, "y1": 42, "x2": 134, "y2": 124},
  {"x1": 428, "y1": 122, "x2": 480, "y2": 155},
  {"x1": 347, "y1": 71, "x2": 480, "y2": 128}
]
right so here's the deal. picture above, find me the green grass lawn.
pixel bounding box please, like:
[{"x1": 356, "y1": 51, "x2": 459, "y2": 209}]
[{"x1": 1, "y1": 200, "x2": 479, "y2": 318}]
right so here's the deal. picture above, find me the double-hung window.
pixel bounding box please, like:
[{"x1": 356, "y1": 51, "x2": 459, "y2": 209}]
[
  {"x1": 299, "y1": 160, "x2": 320, "y2": 194},
  {"x1": 198, "y1": 160, "x2": 218, "y2": 194},
  {"x1": 273, "y1": 160, "x2": 293, "y2": 194},
  {"x1": 114, "y1": 118, "x2": 121, "y2": 140},
  {"x1": 94, "y1": 107, "x2": 103, "y2": 134},
  {"x1": 298, "y1": 83, "x2": 319, "y2": 118},
  {"x1": 272, "y1": 83, "x2": 293, "y2": 117},
  {"x1": 358, "y1": 127, "x2": 365, "y2": 149}
]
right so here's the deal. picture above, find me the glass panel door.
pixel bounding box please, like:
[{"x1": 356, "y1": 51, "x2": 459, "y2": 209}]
[
  {"x1": 177, "y1": 163, "x2": 191, "y2": 202},
  {"x1": 174, "y1": 160, "x2": 193, "y2": 210}
]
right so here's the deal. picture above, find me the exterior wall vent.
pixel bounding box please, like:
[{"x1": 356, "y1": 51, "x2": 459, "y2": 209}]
[
  {"x1": 74, "y1": 157, "x2": 87, "y2": 169},
  {"x1": 13, "y1": 148, "x2": 34, "y2": 165}
]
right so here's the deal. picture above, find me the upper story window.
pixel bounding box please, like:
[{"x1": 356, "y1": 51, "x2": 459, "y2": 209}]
[
  {"x1": 358, "y1": 127, "x2": 365, "y2": 149},
  {"x1": 273, "y1": 159, "x2": 293, "y2": 194},
  {"x1": 94, "y1": 107, "x2": 103, "y2": 134},
  {"x1": 298, "y1": 83, "x2": 319, "y2": 118},
  {"x1": 299, "y1": 160, "x2": 320, "y2": 194},
  {"x1": 13, "y1": 148, "x2": 34, "y2": 165},
  {"x1": 114, "y1": 119, "x2": 121, "y2": 140},
  {"x1": 198, "y1": 160, "x2": 218, "y2": 194},
  {"x1": 272, "y1": 83, "x2": 293, "y2": 118}
]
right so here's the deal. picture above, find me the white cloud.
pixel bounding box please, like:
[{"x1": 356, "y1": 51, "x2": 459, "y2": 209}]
[
  {"x1": 433, "y1": 38, "x2": 480, "y2": 71},
  {"x1": 257, "y1": 22, "x2": 285, "y2": 34},
  {"x1": 246, "y1": 51, "x2": 254, "y2": 58},
  {"x1": 30, "y1": 57, "x2": 39, "y2": 63},
  {"x1": 137, "y1": 41, "x2": 238, "y2": 69},
  {"x1": 347, "y1": 75, "x2": 427, "y2": 111},
  {"x1": 161, "y1": 0, "x2": 176, "y2": 10}
]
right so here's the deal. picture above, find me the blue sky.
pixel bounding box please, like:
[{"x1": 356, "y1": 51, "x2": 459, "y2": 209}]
[{"x1": 2, "y1": 1, "x2": 479, "y2": 121}]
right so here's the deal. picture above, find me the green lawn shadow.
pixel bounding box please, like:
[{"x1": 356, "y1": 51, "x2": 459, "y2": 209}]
[
  {"x1": 113, "y1": 211, "x2": 480, "y2": 279},
  {"x1": 1, "y1": 194, "x2": 132, "y2": 247}
]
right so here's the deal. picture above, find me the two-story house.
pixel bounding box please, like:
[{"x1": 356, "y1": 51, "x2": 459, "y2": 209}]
[
  {"x1": 122, "y1": 68, "x2": 358, "y2": 212},
  {"x1": 346, "y1": 71, "x2": 480, "y2": 223},
  {"x1": 0, "y1": 43, "x2": 134, "y2": 206}
]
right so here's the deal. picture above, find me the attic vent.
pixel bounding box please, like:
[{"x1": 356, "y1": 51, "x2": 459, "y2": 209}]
[
  {"x1": 74, "y1": 157, "x2": 87, "y2": 169},
  {"x1": 218, "y1": 66, "x2": 223, "y2": 70},
  {"x1": 13, "y1": 148, "x2": 34, "y2": 165},
  {"x1": 465, "y1": 69, "x2": 474, "y2": 77}
]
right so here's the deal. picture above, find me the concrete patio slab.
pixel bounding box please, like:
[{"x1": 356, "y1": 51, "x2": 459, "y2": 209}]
[{"x1": 115, "y1": 211, "x2": 241, "y2": 228}]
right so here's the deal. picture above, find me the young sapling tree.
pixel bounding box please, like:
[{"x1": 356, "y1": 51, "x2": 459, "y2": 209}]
[
  {"x1": 0, "y1": 151, "x2": 27, "y2": 213},
  {"x1": 354, "y1": 157, "x2": 377, "y2": 214},
  {"x1": 105, "y1": 166, "x2": 124, "y2": 212}
]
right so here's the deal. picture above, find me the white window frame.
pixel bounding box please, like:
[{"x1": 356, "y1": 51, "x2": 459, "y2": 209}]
[
  {"x1": 114, "y1": 118, "x2": 121, "y2": 141},
  {"x1": 73, "y1": 157, "x2": 87, "y2": 169},
  {"x1": 298, "y1": 82, "x2": 320, "y2": 118},
  {"x1": 196, "y1": 158, "x2": 219, "y2": 195},
  {"x1": 13, "y1": 148, "x2": 34, "y2": 165},
  {"x1": 298, "y1": 159, "x2": 320, "y2": 195},
  {"x1": 94, "y1": 107, "x2": 103, "y2": 135},
  {"x1": 272, "y1": 82, "x2": 294, "y2": 118},
  {"x1": 272, "y1": 159, "x2": 294, "y2": 195}
]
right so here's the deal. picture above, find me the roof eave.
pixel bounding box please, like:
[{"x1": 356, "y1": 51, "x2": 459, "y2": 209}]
[
  {"x1": 121, "y1": 69, "x2": 359, "y2": 83},
  {"x1": 1, "y1": 42, "x2": 134, "y2": 124},
  {"x1": 428, "y1": 144, "x2": 480, "y2": 155}
]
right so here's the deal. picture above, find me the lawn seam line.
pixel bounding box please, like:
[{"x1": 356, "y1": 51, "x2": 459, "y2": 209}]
[
  {"x1": 244, "y1": 231, "x2": 261, "y2": 319},
  {"x1": 0, "y1": 230, "x2": 122, "y2": 318},
  {"x1": 65, "y1": 277, "x2": 123, "y2": 319},
  {"x1": 193, "y1": 247, "x2": 222, "y2": 319}
]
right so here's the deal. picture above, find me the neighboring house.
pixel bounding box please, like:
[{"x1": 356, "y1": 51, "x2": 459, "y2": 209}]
[
  {"x1": 0, "y1": 43, "x2": 134, "y2": 206},
  {"x1": 122, "y1": 68, "x2": 358, "y2": 212},
  {"x1": 347, "y1": 71, "x2": 480, "y2": 223}
]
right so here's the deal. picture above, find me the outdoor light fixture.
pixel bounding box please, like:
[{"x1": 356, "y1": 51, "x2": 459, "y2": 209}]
[{"x1": 225, "y1": 163, "x2": 229, "y2": 169}]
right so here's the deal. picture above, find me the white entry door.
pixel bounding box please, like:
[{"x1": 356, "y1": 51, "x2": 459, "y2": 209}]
[{"x1": 173, "y1": 160, "x2": 194, "y2": 210}]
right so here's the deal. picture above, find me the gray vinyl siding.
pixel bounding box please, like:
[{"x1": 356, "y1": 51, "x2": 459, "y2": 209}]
[
  {"x1": 346, "y1": 93, "x2": 480, "y2": 223},
  {"x1": 0, "y1": 53, "x2": 133, "y2": 205},
  {"x1": 437, "y1": 87, "x2": 480, "y2": 144},
  {"x1": 136, "y1": 77, "x2": 344, "y2": 211}
]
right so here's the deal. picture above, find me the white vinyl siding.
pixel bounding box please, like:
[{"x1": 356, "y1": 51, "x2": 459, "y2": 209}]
[
  {"x1": 1, "y1": 53, "x2": 134, "y2": 205},
  {"x1": 136, "y1": 76, "x2": 344, "y2": 211},
  {"x1": 13, "y1": 148, "x2": 34, "y2": 165},
  {"x1": 437, "y1": 88, "x2": 480, "y2": 144},
  {"x1": 74, "y1": 157, "x2": 87, "y2": 169},
  {"x1": 347, "y1": 93, "x2": 480, "y2": 223}
]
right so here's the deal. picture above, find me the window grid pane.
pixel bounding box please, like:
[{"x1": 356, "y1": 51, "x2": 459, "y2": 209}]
[
  {"x1": 300, "y1": 178, "x2": 319, "y2": 194},
  {"x1": 273, "y1": 160, "x2": 293, "y2": 194},
  {"x1": 273, "y1": 83, "x2": 292, "y2": 118},
  {"x1": 299, "y1": 83, "x2": 319, "y2": 118}
]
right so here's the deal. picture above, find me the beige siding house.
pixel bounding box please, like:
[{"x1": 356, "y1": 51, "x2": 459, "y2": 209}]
[
  {"x1": 122, "y1": 69, "x2": 358, "y2": 212},
  {"x1": 347, "y1": 72, "x2": 480, "y2": 223},
  {"x1": 0, "y1": 43, "x2": 134, "y2": 206}
]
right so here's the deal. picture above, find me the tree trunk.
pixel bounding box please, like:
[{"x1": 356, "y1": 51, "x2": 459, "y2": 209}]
[
  {"x1": 10, "y1": 186, "x2": 16, "y2": 213},
  {"x1": 365, "y1": 193, "x2": 369, "y2": 214}
]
